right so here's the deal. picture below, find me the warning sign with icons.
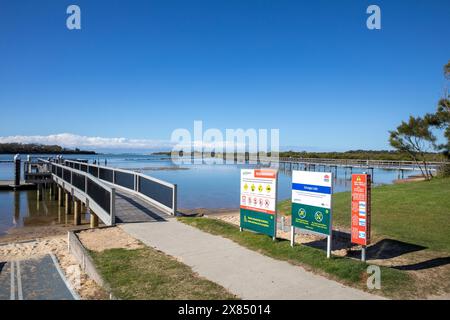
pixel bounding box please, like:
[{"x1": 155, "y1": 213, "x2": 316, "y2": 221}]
[
  {"x1": 240, "y1": 169, "x2": 277, "y2": 214},
  {"x1": 240, "y1": 169, "x2": 278, "y2": 237}
]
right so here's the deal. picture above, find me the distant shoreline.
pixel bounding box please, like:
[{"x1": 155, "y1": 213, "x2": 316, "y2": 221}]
[
  {"x1": 0, "y1": 152, "x2": 96, "y2": 155},
  {"x1": 0, "y1": 143, "x2": 96, "y2": 155},
  {"x1": 152, "y1": 150, "x2": 445, "y2": 162},
  {"x1": 0, "y1": 152, "x2": 96, "y2": 156}
]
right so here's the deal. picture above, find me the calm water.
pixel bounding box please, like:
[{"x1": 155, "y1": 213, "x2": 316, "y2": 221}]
[
  {"x1": 0, "y1": 188, "x2": 90, "y2": 236},
  {"x1": 0, "y1": 153, "x2": 420, "y2": 235}
]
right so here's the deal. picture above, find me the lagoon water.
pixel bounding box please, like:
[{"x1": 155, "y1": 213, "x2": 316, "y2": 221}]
[{"x1": 0, "y1": 153, "x2": 420, "y2": 235}]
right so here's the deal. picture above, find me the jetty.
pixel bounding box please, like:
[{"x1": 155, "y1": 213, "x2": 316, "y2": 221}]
[{"x1": 0, "y1": 157, "x2": 177, "y2": 228}]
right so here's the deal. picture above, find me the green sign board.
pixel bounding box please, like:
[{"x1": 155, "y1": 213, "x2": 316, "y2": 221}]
[
  {"x1": 291, "y1": 171, "x2": 333, "y2": 236},
  {"x1": 240, "y1": 208, "x2": 276, "y2": 237},
  {"x1": 291, "y1": 203, "x2": 331, "y2": 235}
]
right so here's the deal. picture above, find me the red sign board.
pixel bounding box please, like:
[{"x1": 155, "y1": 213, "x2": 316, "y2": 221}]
[{"x1": 351, "y1": 174, "x2": 371, "y2": 245}]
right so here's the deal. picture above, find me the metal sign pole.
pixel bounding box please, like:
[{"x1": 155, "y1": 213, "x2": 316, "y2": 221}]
[
  {"x1": 291, "y1": 225, "x2": 295, "y2": 247},
  {"x1": 273, "y1": 170, "x2": 278, "y2": 242},
  {"x1": 362, "y1": 171, "x2": 368, "y2": 262},
  {"x1": 327, "y1": 171, "x2": 334, "y2": 259}
]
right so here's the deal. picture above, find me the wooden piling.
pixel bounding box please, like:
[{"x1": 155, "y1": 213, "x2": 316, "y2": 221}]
[
  {"x1": 58, "y1": 187, "x2": 63, "y2": 206},
  {"x1": 37, "y1": 185, "x2": 42, "y2": 201},
  {"x1": 90, "y1": 211, "x2": 99, "y2": 228},
  {"x1": 74, "y1": 199, "x2": 81, "y2": 226},
  {"x1": 65, "y1": 192, "x2": 71, "y2": 215}
]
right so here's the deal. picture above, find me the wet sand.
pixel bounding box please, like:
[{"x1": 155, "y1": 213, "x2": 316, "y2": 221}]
[
  {"x1": 178, "y1": 207, "x2": 239, "y2": 217},
  {"x1": 0, "y1": 223, "x2": 93, "y2": 244}
]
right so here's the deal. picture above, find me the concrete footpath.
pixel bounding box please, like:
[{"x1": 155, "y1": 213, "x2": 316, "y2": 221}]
[{"x1": 120, "y1": 219, "x2": 383, "y2": 300}]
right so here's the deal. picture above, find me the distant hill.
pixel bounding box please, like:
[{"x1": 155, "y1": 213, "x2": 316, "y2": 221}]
[{"x1": 0, "y1": 143, "x2": 96, "y2": 155}]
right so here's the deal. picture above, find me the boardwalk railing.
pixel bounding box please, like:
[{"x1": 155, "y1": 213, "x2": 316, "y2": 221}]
[
  {"x1": 63, "y1": 159, "x2": 177, "y2": 215},
  {"x1": 275, "y1": 157, "x2": 447, "y2": 171},
  {"x1": 40, "y1": 159, "x2": 116, "y2": 226}
]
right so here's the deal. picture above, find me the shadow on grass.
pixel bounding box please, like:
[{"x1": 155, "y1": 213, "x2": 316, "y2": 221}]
[
  {"x1": 303, "y1": 233, "x2": 428, "y2": 260},
  {"x1": 393, "y1": 257, "x2": 450, "y2": 271},
  {"x1": 346, "y1": 239, "x2": 426, "y2": 260},
  {"x1": 303, "y1": 230, "x2": 356, "y2": 251},
  {"x1": 305, "y1": 236, "x2": 449, "y2": 271}
]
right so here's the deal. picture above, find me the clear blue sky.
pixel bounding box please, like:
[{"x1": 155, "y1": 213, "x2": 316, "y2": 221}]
[{"x1": 0, "y1": 0, "x2": 449, "y2": 151}]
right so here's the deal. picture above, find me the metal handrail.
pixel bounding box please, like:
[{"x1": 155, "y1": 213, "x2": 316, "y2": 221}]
[
  {"x1": 39, "y1": 159, "x2": 115, "y2": 226},
  {"x1": 63, "y1": 159, "x2": 177, "y2": 215}
]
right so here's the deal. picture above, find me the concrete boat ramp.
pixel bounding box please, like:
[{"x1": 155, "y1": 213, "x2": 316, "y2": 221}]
[{"x1": 0, "y1": 254, "x2": 78, "y2": 300}]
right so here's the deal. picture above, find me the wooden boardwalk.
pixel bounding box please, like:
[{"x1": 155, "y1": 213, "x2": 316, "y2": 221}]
[{"x1": 275, "y1": 157, "x2": 445, "y2": 172}]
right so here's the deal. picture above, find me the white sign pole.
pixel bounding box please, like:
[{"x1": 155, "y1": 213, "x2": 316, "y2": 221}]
[{"x1": 327, "y1": 236, "x2": 331, "y2": 258}]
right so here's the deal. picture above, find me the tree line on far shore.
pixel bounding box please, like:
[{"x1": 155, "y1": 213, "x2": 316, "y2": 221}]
[
  {"x1": 0, "y1": 143, "x2": 96, "y2": 155},
  {"x1": 154, "y1": 150, "x2": 444, "y2": 162},
  {"x1": 278, "y1": 150, "x2": 444, "y2": 161}
]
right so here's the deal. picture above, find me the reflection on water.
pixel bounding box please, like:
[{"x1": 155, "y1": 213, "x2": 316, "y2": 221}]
[
  {"x1": 0, "y1": 162, "x2": 14, "y2": 180},
  {"x1": 145, "y1": 162, "x2": 420, "y2": 209},
  {"x1": 0, "y1": 187, "x2": 89, "y2": 236},
  {"x1": 0, "y1": 153, "x2": 422, "y2": 233}
]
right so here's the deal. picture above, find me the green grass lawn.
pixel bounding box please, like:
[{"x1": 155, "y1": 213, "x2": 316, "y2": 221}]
[
  {"x1": 90, "y1": 247, "x2": 237, "y2": 300},
  {"x1": 179, "y1": 217, "x2": 415, "y2": 299},
  {"x1": 278, "y1": 177, "x2": 450, "y2": 253}
]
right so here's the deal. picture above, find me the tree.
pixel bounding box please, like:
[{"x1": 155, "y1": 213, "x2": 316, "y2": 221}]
[
  {"x1": 389, "y1": 116, "x2": 436, "y2": 179},
  {"x1": 390, "y1": 61, "x2": 450, "y2": 179},
  {"x1": 426, "y1": 98, "x2": 450, "y2": 158},
  {"x1": 445, "y1": 60, "x2": 450, "y2": 80},
  {"x1": 425, "y1": 60, "x2": 450, "y2": 159}
]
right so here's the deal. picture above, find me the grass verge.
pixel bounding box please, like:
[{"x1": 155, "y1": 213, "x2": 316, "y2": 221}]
[
  {"x1": 278, "y1": 177, "x2": 450, "y2": 253},
  {"x1": 179, "y1": 217, "x2": 416, "y2": 299},
  {"x1": 90, "y1": 247, "x2": 237, "y2": 300}
]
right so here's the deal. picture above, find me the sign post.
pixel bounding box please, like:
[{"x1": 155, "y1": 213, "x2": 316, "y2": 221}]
[
  {"x1": 240, "y1": 169, "x2": 278, "y2": 239},
  {"x1": 351, "y1": 173, "x2": 372, "y2": 262},
  {"x1": 291, "y1": 171, "x2": 333, "y2": 258}
]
